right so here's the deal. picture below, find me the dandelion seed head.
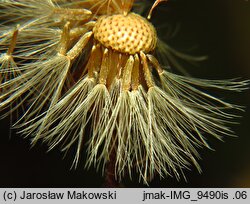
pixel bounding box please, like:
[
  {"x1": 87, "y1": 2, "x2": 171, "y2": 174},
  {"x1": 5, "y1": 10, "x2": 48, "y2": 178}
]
[
  {"x1": 93, "y1": 13, "x2": 157, "y2": 54},
  {"x1": 0, "y1": 0, "x2": 249, "y2": 185}
]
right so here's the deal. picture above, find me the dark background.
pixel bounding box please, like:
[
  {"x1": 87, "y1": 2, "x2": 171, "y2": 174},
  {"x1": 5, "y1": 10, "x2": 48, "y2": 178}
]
[{"x1": 0, "y1": 0, "x2": 250, "y2": 187}]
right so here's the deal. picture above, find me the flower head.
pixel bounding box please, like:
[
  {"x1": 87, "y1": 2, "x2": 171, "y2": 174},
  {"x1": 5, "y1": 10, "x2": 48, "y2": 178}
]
[{"x1": 0, "y1": 0, "x2": 249, "y2": 184}]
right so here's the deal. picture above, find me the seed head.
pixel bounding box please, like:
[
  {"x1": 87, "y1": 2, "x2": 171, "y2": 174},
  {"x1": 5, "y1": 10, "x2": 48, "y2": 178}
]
[
  {"x1": 93, "y1": 13, "x2": 157, "y2": 54},
  {"x1": 0, "y1": 0, "x2": 248, "y2": 185}
]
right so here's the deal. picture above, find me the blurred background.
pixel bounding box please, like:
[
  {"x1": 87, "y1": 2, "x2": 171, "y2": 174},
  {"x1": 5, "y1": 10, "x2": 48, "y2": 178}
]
[{"x1": 0, "y1": 0, "x2": 250, "y2": 187}]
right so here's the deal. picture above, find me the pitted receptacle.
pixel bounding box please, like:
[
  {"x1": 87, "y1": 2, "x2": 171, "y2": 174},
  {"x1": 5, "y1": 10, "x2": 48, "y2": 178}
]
[{"x1": 93, "y1": 13, "x2": 157, "y2": 55}]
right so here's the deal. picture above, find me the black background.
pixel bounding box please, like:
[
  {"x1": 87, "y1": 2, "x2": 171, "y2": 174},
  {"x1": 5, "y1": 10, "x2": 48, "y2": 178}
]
[{"x1": 0, "y1": 0, "x2": 250, "y2": 187}]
